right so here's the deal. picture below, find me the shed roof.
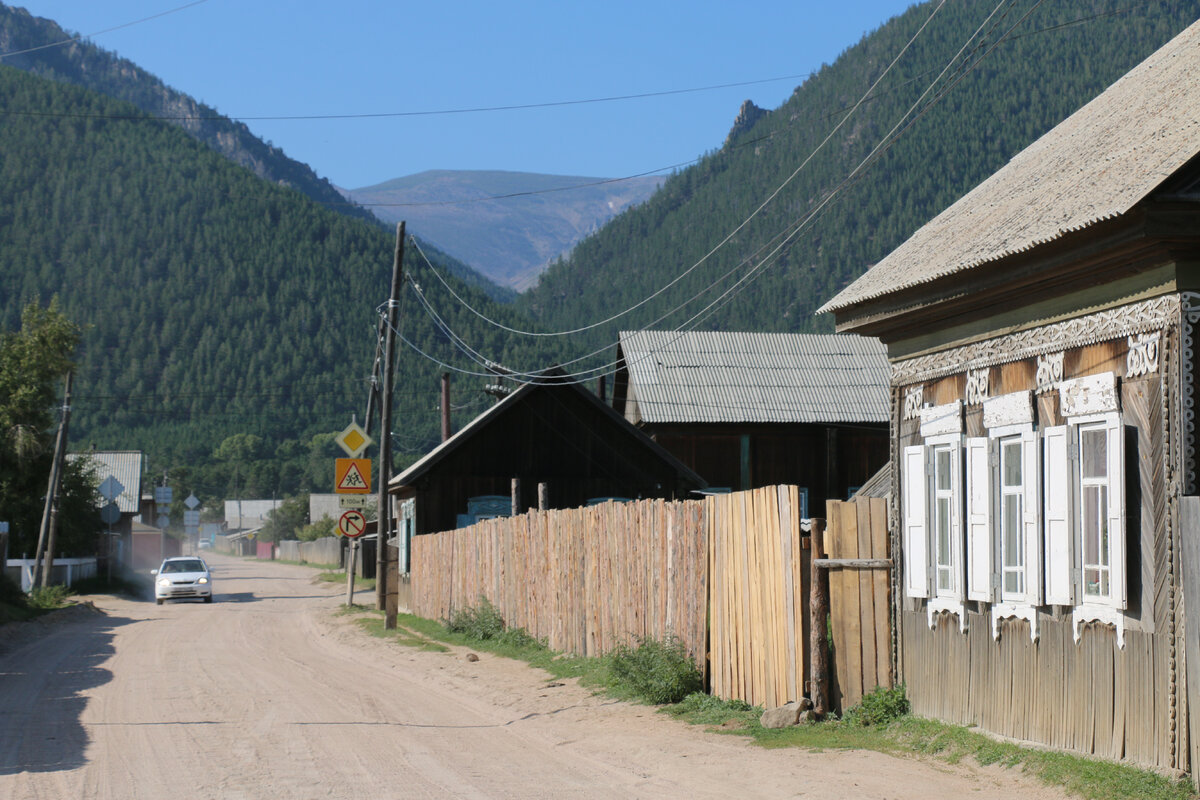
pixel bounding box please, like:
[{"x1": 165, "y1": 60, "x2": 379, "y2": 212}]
[
  {"x1": 617, "y1": 330, "x2": 890, "y2": 424},
  {"x1": 67, "y1": 450, "x2": 143, "y2": 513},
  {"x1": 820, "y1": 19, "x2": 1200, "y2": 316},
  {"x1": 390, "y1": 371, "x2": 705, "y2": 490}
]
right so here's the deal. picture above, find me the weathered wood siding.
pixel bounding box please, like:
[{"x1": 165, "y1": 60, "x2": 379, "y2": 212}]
[
  {"x1": 411, "y1": 499, "x2": 709, "y2": 665},
  {"x1": 707, "y1": 485, "x2": 810, "y2": 708},
  {"x1": 826, "y1": 497, "x2": 892, "y2": 710},
  {"x1": 897, "y1": 330, "x2": 1184, "y2": 771}
]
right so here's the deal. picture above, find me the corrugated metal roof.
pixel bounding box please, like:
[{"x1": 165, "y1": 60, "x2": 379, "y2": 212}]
[
  {"x1": 820, "y1": 19, "x2": 1200, "y2": 316},
  {"x1": 618, "y1": 330, "x2": 890, "y2": 424},
  {"x1": 67, "y1": 450, "x2": 143, "y2": 513}
]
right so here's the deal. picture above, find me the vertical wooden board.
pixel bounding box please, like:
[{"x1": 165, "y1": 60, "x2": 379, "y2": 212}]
[
  {"x1": 778, "y1": 486, "x2": 798, "y2": 702},
  {"x1": 868, "y1": 498, "x2": 892, "y2": 687},
  {"x1": 839, "y1": 500, "x2": 864, "y2": 709},
  {"x1": 855, "y1": 498, "x2": 878, "y2": 695}
]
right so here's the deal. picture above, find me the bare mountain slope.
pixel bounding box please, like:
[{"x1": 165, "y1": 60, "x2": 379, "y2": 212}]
[{"x1": 347, "y1": 170, "x2": 664, "y2": 291}]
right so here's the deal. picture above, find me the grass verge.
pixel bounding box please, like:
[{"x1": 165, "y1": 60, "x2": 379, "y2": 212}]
[{"x1": 316, "y1": 570, "x2": 375, "y2": 594}]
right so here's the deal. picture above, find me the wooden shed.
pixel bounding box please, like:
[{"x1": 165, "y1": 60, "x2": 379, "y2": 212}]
[
  {"x1": 388, "y1": 370, "x2": 706, "y2": 548},
  {"x1": 820, "y1": 20, "x2": 1200, "y2": 776},
  {"x1": 612, "y1": 330, "x2": 890, "y2": 515}
]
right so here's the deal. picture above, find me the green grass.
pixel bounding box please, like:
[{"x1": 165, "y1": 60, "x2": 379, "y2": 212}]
[{"x1": 316, "y1": 571, "x2": 375, "y2": 593}]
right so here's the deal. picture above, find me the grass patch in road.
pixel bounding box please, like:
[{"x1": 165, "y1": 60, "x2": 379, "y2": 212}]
[{"x1": 316, "y1": 570, "x2": 375, "y2": 593}]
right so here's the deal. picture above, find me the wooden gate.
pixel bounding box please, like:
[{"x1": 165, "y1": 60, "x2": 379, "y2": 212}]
[{"x1": 823, "y1": 497, "x2": 892, "y2": 711}]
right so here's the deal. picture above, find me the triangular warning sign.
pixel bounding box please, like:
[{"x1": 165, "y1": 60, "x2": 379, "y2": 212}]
[{"x1": 336, "y1": 458, "x2": 371, "y2": 493}]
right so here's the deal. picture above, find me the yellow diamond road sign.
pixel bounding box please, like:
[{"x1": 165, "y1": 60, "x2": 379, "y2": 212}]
[{"x1": 336, "y1": 420, "x2": 372, "y2": 458}]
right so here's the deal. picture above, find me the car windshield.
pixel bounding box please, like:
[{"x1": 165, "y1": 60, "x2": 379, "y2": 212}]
[{"x1": 161, "y1": 559, "x2": 206, "y2": 574}]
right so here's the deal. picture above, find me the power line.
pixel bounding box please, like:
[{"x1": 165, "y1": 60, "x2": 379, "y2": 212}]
[{"x1": 0, "y1": 1, "x2": 209, "y2": 61}]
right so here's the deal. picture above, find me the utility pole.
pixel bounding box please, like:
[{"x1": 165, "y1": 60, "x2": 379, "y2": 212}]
[
  {"x1": 377, "y1": 221, "x2": 404, "y2": 626},
  {"x1": 36, "y1": 372, "x2": 72, "y2": 588}
]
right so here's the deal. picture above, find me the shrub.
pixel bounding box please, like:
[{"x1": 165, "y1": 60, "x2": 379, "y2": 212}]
[
  {"x1": 27, "y1": 584, "x2": 71, "y2": 610},
  {"x1": 844, "y1": 684, "x2": 909, "y2": 726},
  {"x1": 0, "y1": 572, "x2": 26, "y2": 608},
  {"x1": 444, "y1": 596, "x2": 507, "y2": 640},
  {"x1": 608, "y1": 636, "x2": 703, "y2": 705}
]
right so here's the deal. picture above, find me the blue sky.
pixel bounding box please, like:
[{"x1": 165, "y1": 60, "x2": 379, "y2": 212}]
[{"x1": 9, "y1": 1, "x2": 917, "y2": 189}]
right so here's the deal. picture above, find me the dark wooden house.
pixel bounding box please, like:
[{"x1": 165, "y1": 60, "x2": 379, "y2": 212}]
[
  {"x1": 388, "y1": 371, "x2": 705, "y2": 546},
  {"x1": 612, "y1": 330, "x2": 890, "y2": 516},
  {"x1": 820, "y1": 21, "x2": 1200, "y2": 777}
]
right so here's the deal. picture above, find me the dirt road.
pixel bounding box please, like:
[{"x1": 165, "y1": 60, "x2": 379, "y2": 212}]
[{"x1": 0, "y1": 553, "x2": 1069, "y2": 799}]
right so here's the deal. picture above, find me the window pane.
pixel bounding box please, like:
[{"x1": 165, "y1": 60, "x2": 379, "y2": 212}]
[
  {"x1": 937, "y1": 497, "x2": 950, "y2": 566},
  {"x1": 1002, "y1": 440, "x2": 1022, "y2": 487},
  {"x1": 1003, "y1": 495, "x2": 1020, "y2": 568},
  {"x1": 1080, "y1": 427, "x2": 1107, "y2": 480},
  {"x1": 1005, "y1": 571, "x2": 1021, "y2": 594},
  {"x1": 936, "y1": 447, "x2": 951, "y2": 491}
]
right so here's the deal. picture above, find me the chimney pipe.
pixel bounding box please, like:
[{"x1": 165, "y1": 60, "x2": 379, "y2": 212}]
[{"x1": 440, "y1": 372, "x2": 451, "y2": 442}]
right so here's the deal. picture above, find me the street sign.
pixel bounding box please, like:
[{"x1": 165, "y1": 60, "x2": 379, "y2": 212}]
[
  {"x1": 339, "y1": 495, "x2": 370, "y2": 509},
  {"x1": 335, "y1": 458, "x2": 371, "y2": 494},
  {"x1": 184, "y1": 493, "x2": 200, "y2": 510},
  {"x1": 337, "y1": 509, "x2": 367, "y2": 538},
  {"x1": 100, "y1": 502, "x2": 121, "y2": 525},
  {"x1": 185, "y1": 525, "x2": 199, "y2": 536},
  {"x1": 99, "y1": 476, "x2": 124, "y2": 502},
  {"x1": 155, "y1": 486, "x2": 173, "y2": 505},
  {"x1": 184, "y1": 510, "x2": 200, "y2": 527},
  {"x1": 156, "y1": 513, "x2": 170, "y2": 529},
  {"x1": 0, "y1": 521, "x2": 8, "y2": 534},
  {"x1": 335, "y1": 420, "x2": 373, "y2": 458}
]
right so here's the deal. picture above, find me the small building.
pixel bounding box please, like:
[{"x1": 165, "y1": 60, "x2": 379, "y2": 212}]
[
  {"x1": 388, "y1": 370, "x2": 706, "y2": 551},
  {"x1": 66, "y1": 449, "x2": 148, "y2": 568},
  {"x1": 820, "y1": 20, "x2": 1200, "y2": 776},
  {"x1": 223, "y1": 499, "x2": 282, "y2": 532},
  {"x1": 611, "y1": 330, "x2": 890, "y2": 515}
]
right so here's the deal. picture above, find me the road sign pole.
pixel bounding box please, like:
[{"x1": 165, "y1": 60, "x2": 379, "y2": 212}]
[{"x1": 345, "y1": 538, "x2": 357, "y2": 607}]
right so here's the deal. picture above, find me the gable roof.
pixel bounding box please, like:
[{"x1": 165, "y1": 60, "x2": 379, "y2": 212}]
[
  {"x1": 820, "y1": 19, "x2": 1200, "y2": 316},
  {"x1": 67, "y1": 450, "x2": 143, "y2": 513},
  {"x1": 617, "y1": 330, "x2": 890, "y2": 425},
  {"x1": 390, "y1": 371, "x2": 705, "y2": 490}
]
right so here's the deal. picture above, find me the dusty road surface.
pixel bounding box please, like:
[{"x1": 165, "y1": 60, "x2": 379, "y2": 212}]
[{"x1": 1, "y1": 552, "x2": 1071, "y2": 799}]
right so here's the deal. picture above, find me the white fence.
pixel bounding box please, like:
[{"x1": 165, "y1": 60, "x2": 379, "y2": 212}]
[{"x1": 5, "y1": 557, "x2": 98, "y2": 591}]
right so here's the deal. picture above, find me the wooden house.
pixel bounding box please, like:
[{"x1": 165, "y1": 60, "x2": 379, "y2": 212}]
[
  {"x1": 820, "y1": 21, "x2": 1200, "y2": 775},
  {"x1": 611, "y1": 330, "x2": 889, "y2": 515},
  {"x1": 387, "y1": 370, "x2": 706, "y2": 561}
]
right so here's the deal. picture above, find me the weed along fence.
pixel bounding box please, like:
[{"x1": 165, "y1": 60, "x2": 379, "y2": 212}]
[
  {"x1": 410, "y1": 485, "x2": 891, "y2": 711},
  {"x1": 411, "y1": 499, "x2": 708, "y2": 663}
]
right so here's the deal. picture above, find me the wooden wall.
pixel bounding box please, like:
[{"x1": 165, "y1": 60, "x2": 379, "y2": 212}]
[{"x1": 896, "y1": 331, "x2": 1185, "y2": 771}]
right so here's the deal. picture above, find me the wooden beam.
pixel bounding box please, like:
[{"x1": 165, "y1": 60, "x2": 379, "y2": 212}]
[{"x1": 814, "y1": 558, "x2": 893, "y2": 569}]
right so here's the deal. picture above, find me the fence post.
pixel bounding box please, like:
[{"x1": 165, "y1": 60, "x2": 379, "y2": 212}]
[{"x1": 808, "y1": 517, "x2": 830, "y2": 717}]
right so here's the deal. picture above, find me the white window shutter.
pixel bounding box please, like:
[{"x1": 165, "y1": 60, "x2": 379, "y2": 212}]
[
  {"x1": 948, "y1": 439, "x2": 965, "y2": 602},
  {"x1": 1021, "y1": 429, "x2": 1042, "y2": 605},
  {"x1": 1106, "y1": 413, "x2": 1127, "y2": 609},
  {"x1": 965, "y1": 436, "x2": 993, "y2": 601},
  {"x1": 1043, "y1": 425, "x2": 1074, "y2": 605},
  {"x1": 902, "y1": 444, "x2": 930, "y2": 599}
]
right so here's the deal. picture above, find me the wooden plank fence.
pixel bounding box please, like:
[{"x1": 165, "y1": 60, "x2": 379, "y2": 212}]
[
  {"x1": 825, "y1": 497, "x2": 892, "y2": 710},
  {"x1": 707, "y1": 485, "x2": 809, "y2": 708},
  {"x1": 410, "y1": 486, "x2": 890, "y2": 712},
  {"x1": 411, "y1": 499, "x2": 708, "y2": 665}
]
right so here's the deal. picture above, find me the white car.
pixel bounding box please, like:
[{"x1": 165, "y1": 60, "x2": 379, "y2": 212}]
[{"x1": 152, "y1": 557, "x2": 213, "y2": 605}]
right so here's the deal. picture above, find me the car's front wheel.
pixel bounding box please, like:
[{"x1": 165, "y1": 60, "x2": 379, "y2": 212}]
[
  {"x1": 203, "y1": 596, "x2": 212, "y2": 604},
  {"x1": 156, "y1": 598, "x2": 163, "y2": 605}
]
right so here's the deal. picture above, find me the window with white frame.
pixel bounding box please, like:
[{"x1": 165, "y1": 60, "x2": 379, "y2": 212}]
[
  {"x1": 966, "y1": 391, "x2": 1041, "y2": 640},
  {"x1": 901, "y1": 401, "x2": 965, "y2": 629},
  {"x1": 1043, "y1": 372, "x2": 1126, "y2": 645}
]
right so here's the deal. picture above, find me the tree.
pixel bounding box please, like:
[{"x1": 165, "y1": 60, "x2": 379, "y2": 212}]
[
  {"x1": 0, "y1": 301, "x2": 95, "y2": 556},
  {"x1": 260, "y1": 494, "x2": 308, "y2": 544}
]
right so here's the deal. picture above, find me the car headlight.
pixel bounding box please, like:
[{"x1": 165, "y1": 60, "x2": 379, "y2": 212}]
[
  {"x1": 157, "y1": 578, "x2": 170, "y2": 587},
  {"x1": 197, "y1": 576, "x2": 208, "y2": 584}
]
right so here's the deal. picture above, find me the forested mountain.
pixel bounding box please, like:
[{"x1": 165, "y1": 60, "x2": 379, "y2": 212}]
[
  {"x1": 346, "y1": 170, "x2": 664, "y2": 292},
  {"x1": 0, "y1": 63, "x2": 554, "y2": 504},
  {"x1": 516, "y1": 1, "x2": 1200, "y2": 344},
  {"x1": 0, "y1": 2, "x2": 508, "y2": 302}
]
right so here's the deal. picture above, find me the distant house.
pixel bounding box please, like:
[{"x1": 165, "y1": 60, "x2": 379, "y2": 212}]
[
  {"x1": 223, "y1": 499, "x2": 283, "y2": 532},
  {"x1": 388, "y1": 370, "x2": 706, "y2": 567},
  {"x1": 67, "y1": 449, "x2": 149, "y2": 568},
  {"x1": 820, "y1": 20, "x2": 1200, "y2": 777},
  {"x1": 611, "y1": 330, "x2": 890, "y2": 515}
]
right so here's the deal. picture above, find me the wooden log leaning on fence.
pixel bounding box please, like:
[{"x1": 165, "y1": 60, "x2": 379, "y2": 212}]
[{"x1": 808, "y1": 518, "x2": 830, "y2": 717}]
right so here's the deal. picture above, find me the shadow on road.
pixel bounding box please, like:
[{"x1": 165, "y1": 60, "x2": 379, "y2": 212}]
[{"x1": 0, "y1": 609, "x2": 132, "y2": 776}]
